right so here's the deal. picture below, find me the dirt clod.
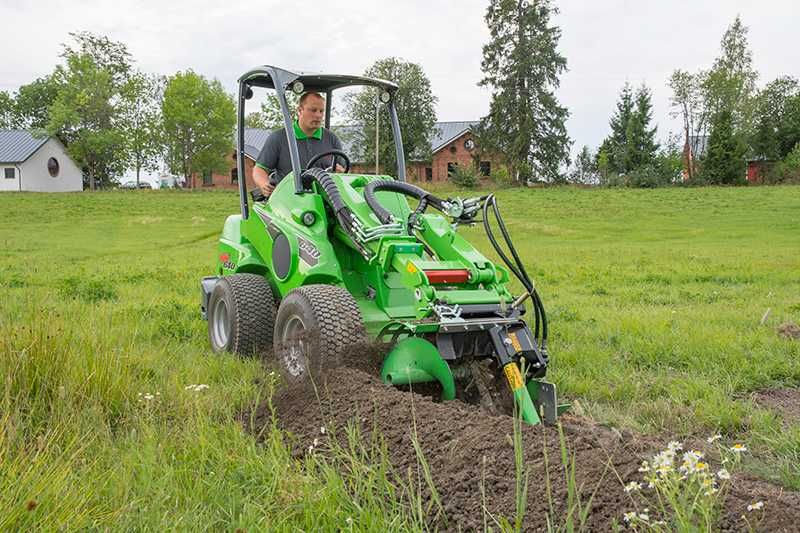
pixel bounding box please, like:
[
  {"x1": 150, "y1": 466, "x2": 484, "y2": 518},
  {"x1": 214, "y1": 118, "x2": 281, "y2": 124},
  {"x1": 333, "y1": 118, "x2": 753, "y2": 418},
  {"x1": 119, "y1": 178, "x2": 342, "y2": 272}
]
[
  {"x1": 777, "y1": 322, "x2": 800, "y2": 340},
  {"x1": 247, "y1": 367, "x2": 800, "y2": 531}
]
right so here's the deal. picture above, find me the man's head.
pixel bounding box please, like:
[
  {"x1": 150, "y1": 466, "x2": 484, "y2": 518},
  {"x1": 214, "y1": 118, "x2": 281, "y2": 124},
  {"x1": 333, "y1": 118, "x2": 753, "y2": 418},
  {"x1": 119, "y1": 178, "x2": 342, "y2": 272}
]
[{"x1": 297, "y1": 92, "x2": 325, "y2": 133}]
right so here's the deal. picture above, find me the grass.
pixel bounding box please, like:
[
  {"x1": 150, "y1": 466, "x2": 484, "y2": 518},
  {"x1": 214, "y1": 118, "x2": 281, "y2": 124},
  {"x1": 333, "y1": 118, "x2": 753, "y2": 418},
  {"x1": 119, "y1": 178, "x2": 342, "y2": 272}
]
[{"x1": 1, "y1": 185, "x2": 799, "y2": 529}]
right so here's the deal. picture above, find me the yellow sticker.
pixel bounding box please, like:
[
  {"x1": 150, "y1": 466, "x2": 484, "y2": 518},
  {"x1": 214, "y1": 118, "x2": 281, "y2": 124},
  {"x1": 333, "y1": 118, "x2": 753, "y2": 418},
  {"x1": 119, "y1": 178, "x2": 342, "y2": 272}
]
[
  {"x1": 406, "y1": 262, "x2": 418, "y2": 273},
  {"x1": 508, "y1": 332, "x2": 522, "y2": 353},
  {"x1": 503, "y1": 364, "x2": 524, "y2": 390}
]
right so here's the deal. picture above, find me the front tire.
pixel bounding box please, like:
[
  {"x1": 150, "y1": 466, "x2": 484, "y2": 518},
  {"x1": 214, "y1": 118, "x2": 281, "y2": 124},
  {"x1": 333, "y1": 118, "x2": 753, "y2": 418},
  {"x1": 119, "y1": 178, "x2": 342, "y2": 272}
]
[
  {"x1": 274, "y1": 284, "x2": 366, "y2": 383},
  {"x1": 207, "y1": 274, "x2": 275, "y2": 356}
]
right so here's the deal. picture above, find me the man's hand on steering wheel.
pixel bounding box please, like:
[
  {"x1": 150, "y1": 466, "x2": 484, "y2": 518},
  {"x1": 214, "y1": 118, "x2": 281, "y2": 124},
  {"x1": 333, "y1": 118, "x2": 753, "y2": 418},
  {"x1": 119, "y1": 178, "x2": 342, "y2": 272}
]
[{"x1": 306, "y1": 149, "x2": 351, "y2": 173}]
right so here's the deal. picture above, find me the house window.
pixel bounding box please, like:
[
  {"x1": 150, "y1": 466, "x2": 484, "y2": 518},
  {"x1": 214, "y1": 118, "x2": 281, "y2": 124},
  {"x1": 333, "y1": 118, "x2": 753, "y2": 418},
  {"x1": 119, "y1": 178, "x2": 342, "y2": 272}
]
[
  {"x1": 479, "y1": 161, "x2": 491, "y2": 177},
  {"x1": 203, "y1": 170, "x2": 213, "y2": 186},
  {"x1": 231, "y1": 168, "x2": 238, "y2": 184},
  {"x1": 4, "y1": 168, "x2": 14, "y2": 179},
  {"x1": 48, "y1": 157, "x2": 60, "y2": 177},
  {"x1": 425, "y1": 167, "x2": 433, "y2": 181},
  {"x1": 447, "y1": 162, "x2": 458, "y2": 177}
]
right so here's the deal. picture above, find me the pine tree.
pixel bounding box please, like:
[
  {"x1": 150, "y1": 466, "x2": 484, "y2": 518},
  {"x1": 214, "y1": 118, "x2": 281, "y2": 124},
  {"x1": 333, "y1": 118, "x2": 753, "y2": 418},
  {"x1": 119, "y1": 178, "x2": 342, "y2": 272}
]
[
  {"x1": 701, "y1": 109, "x2": 745, "y2": 184},
  {"x1": 602, "y1": 83, "x2": 658, "y2": 175},
  {"x1": 478, "y1": 0, "x2": 571, "y2": 182},
  {"x1": 625, "y1": 84, "x2": 659, "y2": 169}
]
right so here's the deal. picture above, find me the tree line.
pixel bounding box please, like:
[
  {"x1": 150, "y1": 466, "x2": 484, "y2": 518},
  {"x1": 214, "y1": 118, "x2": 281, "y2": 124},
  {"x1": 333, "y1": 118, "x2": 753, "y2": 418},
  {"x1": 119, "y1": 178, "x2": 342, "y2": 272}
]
[
  {"x1": 572, "y1": 16, "x2": 800, "y2": 187},
  {"x1": 0, "y1": 32, "x2": 235, "y2": 189},
  {"x1": 0, "y1": 0, "x2": 573, "y2": 190},
  {"x1": 4, "y1": 7, "x2": 795, "y2": 190}
]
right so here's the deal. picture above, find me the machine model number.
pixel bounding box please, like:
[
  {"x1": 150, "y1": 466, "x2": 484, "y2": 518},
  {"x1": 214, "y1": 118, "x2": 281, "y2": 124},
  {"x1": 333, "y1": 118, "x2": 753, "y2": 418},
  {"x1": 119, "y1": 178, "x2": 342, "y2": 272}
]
[{"x1": 297, "y1": 237, "x2": 320, "y2": 266}]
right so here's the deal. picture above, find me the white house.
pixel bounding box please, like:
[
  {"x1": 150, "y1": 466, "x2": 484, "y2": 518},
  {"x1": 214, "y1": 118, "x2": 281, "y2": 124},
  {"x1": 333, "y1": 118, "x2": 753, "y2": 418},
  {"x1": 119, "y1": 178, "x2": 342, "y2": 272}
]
[{"x1": 0, "y1": 130, "x2": 83, "y2": 192}]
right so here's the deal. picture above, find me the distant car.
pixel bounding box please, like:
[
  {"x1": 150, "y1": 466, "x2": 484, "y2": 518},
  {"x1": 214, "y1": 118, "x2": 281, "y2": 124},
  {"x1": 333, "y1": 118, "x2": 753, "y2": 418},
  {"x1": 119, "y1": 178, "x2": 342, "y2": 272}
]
[{"x1": 120, "y1": 181, "x2": 152, "y2": 190}]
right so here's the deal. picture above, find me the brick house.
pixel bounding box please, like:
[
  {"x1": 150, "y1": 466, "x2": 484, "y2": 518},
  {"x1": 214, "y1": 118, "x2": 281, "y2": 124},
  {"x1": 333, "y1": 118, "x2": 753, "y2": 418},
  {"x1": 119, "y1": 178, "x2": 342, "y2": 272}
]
[
  {"x1": 343, "y1": 121, "x2": 499, "y2": 183},
  {"x1": 193, "y1": 122, "x2": 500, "y2": 190}
]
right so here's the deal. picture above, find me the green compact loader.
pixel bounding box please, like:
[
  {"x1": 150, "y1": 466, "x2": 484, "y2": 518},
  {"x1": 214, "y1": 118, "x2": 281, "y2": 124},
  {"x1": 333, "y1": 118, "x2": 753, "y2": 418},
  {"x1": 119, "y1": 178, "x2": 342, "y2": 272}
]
[{"x1": 201, "y1": 66, "x2": 566, "y2": 425}]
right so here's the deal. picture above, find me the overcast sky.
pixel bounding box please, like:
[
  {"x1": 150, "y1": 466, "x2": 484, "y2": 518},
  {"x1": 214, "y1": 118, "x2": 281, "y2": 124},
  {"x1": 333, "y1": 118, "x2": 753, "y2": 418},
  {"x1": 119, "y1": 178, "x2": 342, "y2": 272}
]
[{"x1": 1, "y1": 0, "x2": 798, "y2": 160}]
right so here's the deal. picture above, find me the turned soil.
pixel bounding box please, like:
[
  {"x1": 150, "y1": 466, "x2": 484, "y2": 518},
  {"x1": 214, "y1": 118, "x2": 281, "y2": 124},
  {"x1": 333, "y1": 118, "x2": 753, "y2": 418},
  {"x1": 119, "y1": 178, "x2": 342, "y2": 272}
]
[
  {"x1": 246, "y1": 362, "x2": 800, "y2": 531},
  {"x1": 753, "y1": 388, "x2": 800, "y2": 426}
]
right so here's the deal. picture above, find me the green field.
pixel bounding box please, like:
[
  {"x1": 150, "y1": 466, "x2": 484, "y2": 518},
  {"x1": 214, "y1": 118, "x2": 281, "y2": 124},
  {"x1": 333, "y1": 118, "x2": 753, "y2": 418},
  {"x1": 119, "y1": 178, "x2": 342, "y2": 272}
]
[{"x1": 1, "y1": 186, "x2": 799, "y2": 530}]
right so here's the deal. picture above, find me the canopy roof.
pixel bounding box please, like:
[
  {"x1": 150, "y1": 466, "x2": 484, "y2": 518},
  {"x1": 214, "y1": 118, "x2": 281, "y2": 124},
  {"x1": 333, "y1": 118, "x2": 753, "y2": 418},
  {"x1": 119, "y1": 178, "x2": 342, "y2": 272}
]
[{"x1": 238, "y1": 65, "x2": 398, "y2": 93}]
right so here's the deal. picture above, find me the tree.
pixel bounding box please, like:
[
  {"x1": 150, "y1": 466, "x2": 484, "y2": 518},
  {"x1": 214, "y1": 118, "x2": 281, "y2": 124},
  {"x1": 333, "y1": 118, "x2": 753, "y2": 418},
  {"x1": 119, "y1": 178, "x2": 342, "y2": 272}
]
[
  {"x1": 700, "y1": 109, "x2": 746, "y2": 185},
  {"x1": 478, "y1": 0, "x2": 571, "y2": 183},
  {"x1": 669, "y1": 69, "x2": 707, "y2": 180},
  {"x1": 777, "y1": 93, "x2": 800, "y2": 159},
  {"x1": 345, "y1": 57, "x2": 436, "y2": 176},
  {"x1": 750, "y1": 77, "x2": 798, "y2": 160},
  {"x1": 701, "y1": 16, "x2": 758, "y2": 135},
  {"x1": 245, "y1": 93, "x2": 297, "y2": 130},
  {"x1": 624, "y1": 84, "x2": 659, "y2": 170},
  {"x1": 120, "y1": 72, "x2": 164, "y2": 185},
  {"x1": 570, "y1": 145, "x2": 598, "y2": 184},
  {"x1": 13, "y1": 74, "x2": 63, "y2": 131},
  {"x1": 601, "y1": 83, "x2": 658, "y2": 175},
  {"x1": 605, "y1": 83, "x2": 634, "y2": 174},
  {"x1": 162, "y1": 71, "x2": 236, "y2": 187},
  {"x1": 47, "y1": 32, "x2": 136, "y2": 189},
  {"x1": 0, "y1": 91, "x2": 15, "y2": 129}
]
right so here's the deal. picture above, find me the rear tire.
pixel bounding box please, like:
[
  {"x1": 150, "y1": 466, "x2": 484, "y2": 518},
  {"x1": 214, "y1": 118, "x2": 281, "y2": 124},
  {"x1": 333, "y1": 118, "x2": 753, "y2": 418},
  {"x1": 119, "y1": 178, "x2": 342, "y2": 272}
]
[
  {"x1": 207, "y1": 274, "x2": 275, "y2": 356},
  {"x1": 274, "y1": 284, "x2": 366, "y2": 383}
]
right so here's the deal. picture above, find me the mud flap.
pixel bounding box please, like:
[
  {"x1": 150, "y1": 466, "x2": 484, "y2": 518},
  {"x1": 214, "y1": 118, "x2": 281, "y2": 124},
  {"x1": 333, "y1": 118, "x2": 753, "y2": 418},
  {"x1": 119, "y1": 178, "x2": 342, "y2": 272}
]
[{"x1": 526, "y1": 380, "x2": 563, "y2": 425}]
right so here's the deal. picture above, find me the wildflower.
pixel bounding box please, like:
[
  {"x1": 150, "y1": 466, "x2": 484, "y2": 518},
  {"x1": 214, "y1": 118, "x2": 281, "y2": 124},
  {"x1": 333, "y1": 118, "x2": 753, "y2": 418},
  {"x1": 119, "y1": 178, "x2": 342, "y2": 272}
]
[
  {"x1": 680, "y1": 450, "x2": 705, "y2": 473},
  {"x1": 704, "y1": 488, "x2": 718, "y2": 497},
  {"x1": 624, "y1": 481, "x2": 642, "y2": 493},
  {"x1": 747, "y1": 501, "x2": 764, "y2": 512},
  {"x1": 638, "y1": 512, "x2": 650, "y2": 521},
  {"x1": 623, "y1": 511, "x2": 637, "y2": 523},
  {"x1": 717, "y1": 468, "x2": 731, "y2": 480},
  {"x1": 707, "y1": 434, "x2": 722, "y2": 444},
  {"x1": 308, "y1": 445, "x2": 314, "y2": 453},
  {"x1": 313, "y1": 438, "x2": 319, "y2": 447},
  {"x1": 638, "y1": 460, "x2": 651, "y2": 473},
  {"x1": 667, "y1": 441, "x2": 683, "y2": 453},
  {"x1": 730, "y1": 443, "x2": 748, "y2": 454},
  {"x1": 320, "y1": 426, "x2": 326, "y2": 435},
  {"x1": 185, "y1": 384, "x2": 209, "y2": 392}
]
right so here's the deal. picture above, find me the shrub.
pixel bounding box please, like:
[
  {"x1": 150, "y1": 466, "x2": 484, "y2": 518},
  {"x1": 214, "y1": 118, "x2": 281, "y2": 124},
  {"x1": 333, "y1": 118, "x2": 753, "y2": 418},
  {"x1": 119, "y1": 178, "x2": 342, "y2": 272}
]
[
  {"x1": 490, "y1": 165, "x2": 515, "y2": 188},
  {"x1": 448, "y1": 165, "x2": 479, "y2": 189},
  {"x1": 766, "y1": 143, "x2": 800, "y2": 184}
]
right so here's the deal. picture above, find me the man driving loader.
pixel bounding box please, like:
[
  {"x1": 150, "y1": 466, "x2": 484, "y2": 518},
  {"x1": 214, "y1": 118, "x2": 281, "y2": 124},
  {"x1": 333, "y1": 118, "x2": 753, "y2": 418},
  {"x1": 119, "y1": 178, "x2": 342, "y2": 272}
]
[{"x1": 252, "y1": 91, "x2": 344, "y2": 198}]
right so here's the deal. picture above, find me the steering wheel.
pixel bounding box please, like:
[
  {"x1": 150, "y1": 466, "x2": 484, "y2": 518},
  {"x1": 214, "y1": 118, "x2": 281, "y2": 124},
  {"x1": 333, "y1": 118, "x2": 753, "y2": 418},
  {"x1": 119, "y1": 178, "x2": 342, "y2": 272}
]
[{"x1": 306, "y1": 149, "x2": 351, "y2": 173}]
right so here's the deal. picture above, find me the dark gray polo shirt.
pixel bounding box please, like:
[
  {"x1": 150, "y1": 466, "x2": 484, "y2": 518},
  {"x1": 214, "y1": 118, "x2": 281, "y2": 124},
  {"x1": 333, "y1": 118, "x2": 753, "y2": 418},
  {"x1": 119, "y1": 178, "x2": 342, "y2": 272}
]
[{"x1": 255, "y1": 121, "x2": 343, "y2": 184}]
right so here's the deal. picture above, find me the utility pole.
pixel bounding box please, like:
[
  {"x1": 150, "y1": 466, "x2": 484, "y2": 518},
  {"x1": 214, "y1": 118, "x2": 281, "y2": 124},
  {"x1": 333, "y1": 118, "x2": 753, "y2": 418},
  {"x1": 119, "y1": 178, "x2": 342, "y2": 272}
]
[{"x1": 375, "y1": 91, "x2": 380, "y2": 175}]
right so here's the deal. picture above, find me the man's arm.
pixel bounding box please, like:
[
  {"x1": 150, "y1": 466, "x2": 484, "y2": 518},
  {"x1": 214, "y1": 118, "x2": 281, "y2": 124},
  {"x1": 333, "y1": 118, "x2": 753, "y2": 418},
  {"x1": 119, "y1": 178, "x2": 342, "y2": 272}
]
[
  {"x1": 253, "y1": 131, "x2": 281, "y2": 196},
  {"x1": 252, "y1": 164, "x2": 273, "y2": 196}
]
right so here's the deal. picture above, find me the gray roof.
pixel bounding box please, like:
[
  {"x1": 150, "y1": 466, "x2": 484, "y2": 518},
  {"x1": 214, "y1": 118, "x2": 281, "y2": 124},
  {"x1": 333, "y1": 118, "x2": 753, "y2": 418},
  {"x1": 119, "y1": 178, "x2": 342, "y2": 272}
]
[
  {"x1": 243, "y1": 128, "x2": 271, "y2": 160},
  {"x1": 0, "y1": 130, "x2": 49, "y2": 163},
  {"x1": 431, "y1": 121, "x2": 478, "y2": 153}
]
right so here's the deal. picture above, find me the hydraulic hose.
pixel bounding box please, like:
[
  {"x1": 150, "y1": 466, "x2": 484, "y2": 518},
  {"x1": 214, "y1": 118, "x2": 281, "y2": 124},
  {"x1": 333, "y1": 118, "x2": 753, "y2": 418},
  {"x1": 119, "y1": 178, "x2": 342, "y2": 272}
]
[
  {"x1": 363, "y1": 179, "x2": 446, "y2": 224},
  {"x1": 482, "y1": 194, "x2": 548, "y2": 349},
  {"x1": 302, "y1": 167, "x2": 372, "y2": 258}
]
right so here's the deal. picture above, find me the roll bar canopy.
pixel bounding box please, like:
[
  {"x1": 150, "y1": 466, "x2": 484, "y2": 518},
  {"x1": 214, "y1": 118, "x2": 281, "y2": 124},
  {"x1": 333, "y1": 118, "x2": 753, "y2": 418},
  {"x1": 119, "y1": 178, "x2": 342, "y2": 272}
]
[{"x1": 236, "y1": 65, "x2": 406, "y2": 219}]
